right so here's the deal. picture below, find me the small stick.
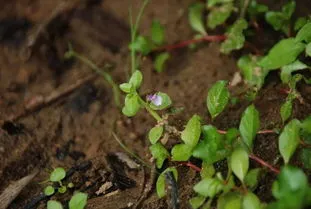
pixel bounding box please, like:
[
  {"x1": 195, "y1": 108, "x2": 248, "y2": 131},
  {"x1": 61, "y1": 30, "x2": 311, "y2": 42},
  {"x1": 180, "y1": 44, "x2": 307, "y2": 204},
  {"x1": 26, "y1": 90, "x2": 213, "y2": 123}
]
[{"x1": 1, "y1": 74, "x2": 96, "y2": 126}]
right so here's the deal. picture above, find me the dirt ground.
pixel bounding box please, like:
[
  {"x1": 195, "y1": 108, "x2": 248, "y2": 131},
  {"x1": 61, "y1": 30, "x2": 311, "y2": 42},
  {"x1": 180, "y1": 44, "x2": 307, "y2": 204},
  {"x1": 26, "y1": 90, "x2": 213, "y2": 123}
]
[{"x1": 1, "y1": 0, "x2": 311, "y2": 209}]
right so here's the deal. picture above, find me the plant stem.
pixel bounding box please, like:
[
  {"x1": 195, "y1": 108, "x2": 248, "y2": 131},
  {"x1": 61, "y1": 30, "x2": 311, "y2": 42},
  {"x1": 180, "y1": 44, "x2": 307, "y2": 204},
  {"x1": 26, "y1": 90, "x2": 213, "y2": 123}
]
[
  {"x1": 138, "y1": 97, "x2": 162, "y2": 122},
  {"x1": 112, "y1": 131, "x2": 153, "y2": 169},
  {"x1": 217, "y1": 129, "x2": 276, "y2": 134},
  {"x1": 130, "y1": 0, "x2": 150, "y2": 74},
  {"x1": 153, "y1": 35, "x2": 227, "y2": 52},
  {"x1": 249, "y1": 153, "x2": 280, "y2": 174},
  {"x1": 178, "y1": 161, "x2": 202, "y2": 172},
  {"x1": 70, "y1": 52, "x2": 121, "y2": 108}
]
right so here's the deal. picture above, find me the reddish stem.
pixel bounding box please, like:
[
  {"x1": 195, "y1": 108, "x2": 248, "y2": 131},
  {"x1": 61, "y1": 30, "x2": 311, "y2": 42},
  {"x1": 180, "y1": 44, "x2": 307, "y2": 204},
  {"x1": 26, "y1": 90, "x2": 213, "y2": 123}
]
[
  {"x1": 178, "y1": 161, "x2": 202, "y2": 172},
  {"x1": 249, "y1": 154, "x2": 280, "y2": 174},
  {"x1": 153, "y1": 35, "x2": 227, "y2": 52},
  {"x1": 217, "y1": 129, "x2": 276, "y2": 135}
]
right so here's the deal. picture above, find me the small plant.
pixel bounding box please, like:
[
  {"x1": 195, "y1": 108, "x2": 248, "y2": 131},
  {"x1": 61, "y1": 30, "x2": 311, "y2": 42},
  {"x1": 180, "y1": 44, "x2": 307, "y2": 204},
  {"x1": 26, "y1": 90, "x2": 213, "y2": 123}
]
[
  {"x1": 43, "y1": 167, "x2": 88, "y2": 209},
  {"x1": 118, "y1": 0, "x2": 311, "y2": 208}
]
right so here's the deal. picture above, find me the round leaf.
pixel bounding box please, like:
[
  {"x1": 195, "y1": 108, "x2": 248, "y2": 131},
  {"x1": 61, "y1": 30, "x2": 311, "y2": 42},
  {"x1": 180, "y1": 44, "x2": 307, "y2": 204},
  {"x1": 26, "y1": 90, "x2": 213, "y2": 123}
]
[
  {"x1": 44, "y1": 186, "x2": 55, "y2": 196},
  {"x1": 217, "y1": 192, "x2": 242, "y2": 209},
  {"x1": 239, "y1": 105, "x2": 260, "y2": 149},
  {"x1": 207, "y1": 3, "x2": 233, "y2": 29},
  {"x1": 189, "y1": 195, "x2": 206, "y2": 209},
  {"x1": 47, "y1": 200, "x2": 63, "y2": 209},
  {"x1": 149, "y1": 143, "x2": 169, "y2": 169},
  {"x1": 154, "y1": 52, "x2": 170, "y2": 73},
  {"x1": 245, "y1": 168, "x2": 261, "y2": 190},
  {"x1": 149, "y1": 92, "x2": 172, "y2": 110},
  {"x1": 151, "y1": 20, "x2": 165, "y2": 45},
  {"x1": 148, "y1": 126, "x2": 164, "y2": 144},
  {"x1": 193, "y1": 177, "x2": 223, "y2": 198},
  {"x1": 58, "y1": 185, "x2": 67, "y2": 194},
  {"x1": 122, "y1": 93, "x2": 141, "y2": 117},
  {"x1": 129, "y1": 70, "x2": 143, "y2": 89},
  {"x1": 231, "y1": 148, "x2": 249, "y2": 182},
  {"x1": 207, "y1": 80, "x2": 230, "y2": 119},
  {"x1": 242, "y1": 192, "x2": 262, "y2": 209},
  {"x1": 119, "y1": 83, "x2": 133, "y2": 93},
  {"x1": 69, "y1": 192, "x2": 88, "y2": 209},
  {"x1": 279, "y1": 119, "x2": 301, "y2": 164},
  {"x1": 50, "y1": 167, "x2": 66, "y2": 182},
  {"x1": 171, "y1": 143, "x2": 193, "y2": 161},
  {"x1": 156, "y1": 167, "x2": 178, "y2": 198}
]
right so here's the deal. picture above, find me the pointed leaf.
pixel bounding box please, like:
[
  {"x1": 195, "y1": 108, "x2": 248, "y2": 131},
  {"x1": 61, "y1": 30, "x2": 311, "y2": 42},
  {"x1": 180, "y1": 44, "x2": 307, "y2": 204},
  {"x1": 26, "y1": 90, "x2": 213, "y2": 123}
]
[
  {"x1": 280, "y1": 60, "x2": 308, "y2": 83},
  {"x1": 181, "y1": 115, "x2": 201, "y2": 147},
  {"x1": 279, "y1": 119, "x2": 301, "y2": 164},
  {"x1": 245, "y1": 168, "x2": 261, "y2": 190},
  {"x1": 296, "y1": 22, "x2": 311, "y2": 43},
  {"x1": 154, "y1": 52, "x2": 170, "y2": 73},
  {"x1": 193, "y1": 177, "x2": 223, "y2": 198},
  {"x1": 156, "y1": 167, "x2": 178, "y2": 198},
  {"x1": 119, "y1": 83, "x2": 133, "y2": 93},
  {"x1": 231, "y1": 147, "x2": 249, "y2": 182},
  {"x1": 207, "y1": 80, "x2": 230, "y2": 119},
  {"x1": 239, "y1": 105, "x2": 260, "y2": 149},
  {"x1": 207, "y1": 3, "x2": 233, "y2": 29},
  {"x1": 171, "y1": 143, "x2": 193, "y2": 161},
  {"x1": 189, "y1": 195, "x2": 206, "y2": 209},
  {"x1": 259, "y1": 38, "x2": 305, "y2": 70},
  {"x1": 280, "y1": 100, "x2": 293, "y2": 123},
  {"x1": 188, "y1": 3, "x2": 207, "y2": 35}
]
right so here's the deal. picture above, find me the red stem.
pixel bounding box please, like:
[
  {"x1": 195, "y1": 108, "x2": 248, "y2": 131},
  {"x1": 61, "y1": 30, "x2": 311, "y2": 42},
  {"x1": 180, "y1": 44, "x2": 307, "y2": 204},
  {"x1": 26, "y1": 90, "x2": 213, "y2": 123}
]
[
  {"x1": 153, "y1": 35, "x2": 227, "y2": 52},
  {"x1": 249, "y1": 154, "x2": 280, "y2": 174},
  {"x1": 178, "y1": 161, "x2": 202, "y2": 172},
  {"x1": 217, "y1": 129, "x2": 276, "y2": 135}
]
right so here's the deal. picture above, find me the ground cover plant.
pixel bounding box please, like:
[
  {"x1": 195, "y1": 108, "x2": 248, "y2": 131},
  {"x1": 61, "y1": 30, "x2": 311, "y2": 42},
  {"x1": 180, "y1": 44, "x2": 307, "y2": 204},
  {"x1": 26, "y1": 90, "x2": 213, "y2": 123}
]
[{"x1": 1, "y1": 0, "x2": 311, "y2": 209}]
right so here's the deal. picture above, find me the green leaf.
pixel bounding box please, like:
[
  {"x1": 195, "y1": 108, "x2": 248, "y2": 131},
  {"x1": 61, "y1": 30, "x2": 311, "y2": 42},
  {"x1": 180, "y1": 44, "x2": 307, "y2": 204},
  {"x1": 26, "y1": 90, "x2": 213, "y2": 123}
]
[
  {"x1": 259, "y1": 38, "x2": 305, "y2": 70},
  {"x1": 58, "y1": 185, "x2": 67, "y2": 194},
  {"x1": 149, "y1": 143, "x2": 169, "y2": 168},
  {"x1": 231, "y1": 147, "x2": 249, "y2": 183},
  {"x1": 280, "y1": 60, "x2": 309, "y2": 83},
  {"x1": 220, "y1": 19, "x2": 248, "y2": 54},
  {"x1": 217, "y1": 192, "x2": 242, "y2": 209},
  {"x1": 225, "y1": 128, "x2": 240, "y2": 144},
  {"x1": 301, "y1": 148, "x2": 311, "y2": 169},
  {"x1": 148, "y1": 126, "x2": 164, "y2": 144},
  {"x1": 271, "y1": 166, "x2": 309, "y2": 209},
  {"x1": 200, "y1": 161, "x2": 216, "y2": 178},
  {"x1": 181, "y1": 115, "x2": 201, "y2": 147},
  {"x1": 239, "y1": 105, "x2": 260, "y2": 149},
  {"x1": 47, "y1": 200, "x2": 63, "y2": 209},
  {"x1": 151, "y1": 20, "x2": 165, "y2": 45},
  {"x1": 207, "y1": 0, "x2": 233, "y2": 7},
  {"x1": 237, "y1": 54, "x2": 266, "y2": 88},
  {"x1": 122, "y1": 93, "x2": 141, "y2": 117},
  {"x1": 119, "y1": 83, "x2": 133, "y2": 93},
  {"x1": 149, "y1": 92, "x2": 172, "y2": 110},
  {"x1": 265, "y1": 1, "x2": 295, "y2": 34},
  {"x1": 156, "y1": 167, "x2": 178, "y2": 198},
  {"x1": 296, "y1": 22, "x2": 311, "y2": 43},
  {"x1": 193, "y1": 125, "x2": 229, "y2": 164},
  {"x1": 294, "y1": 17, "x2": 309, "y2": 31},
  {"x1": 247, "y1": 0, "x2": 268, "y2": 19},
  {"x1": 242, "y1": 192, "x2": 262, "y2": 209},
  {"x1": 189, "y1": 195, "x2": 206, "y2": 209},
  {"x1": 129, "y1": 36, "x2": 153, "y2": 55},
  {"x1": 129, "y1": 70, "x2": 143, "y2": 89},
  {"x1": 207, "y1": 80, "x2": 230, "y2": 119},
  {"x1": 69, "y1": 192, "x2": 88, "y2": 209},
  {"x1": 279, "y1": 119, "x2": 301, "y2": 164},
  {"x1": 306, "y1": 43, "x2": 311, "y2": 57},
  {"x1": 154, "y1": 52, "x2": 170, "y2": 73},
  {"x1": 188, "y1": 3, "x2": 207, "y2": 35},
  {"x1": 193, "y1": 177, "x2": 223, "y2": 198},
  {"x1": 245, "y1": 168, "x2": 261, "y2": 191},
  {"x1": 280, "y1": 100, "x2": 293, "y2": 123},
  {"x1": 171, "y1": 143, "x2": 193, "y2": 161},
  {"x1": 44, "y1": 186, "x2": 55, "y2": 196},
  {"x1": 207, "y1": 3, "x2": 233, "y2": 29},
  {"x1": 50, "y1": 167, "x2": 66, "y2": 182}
]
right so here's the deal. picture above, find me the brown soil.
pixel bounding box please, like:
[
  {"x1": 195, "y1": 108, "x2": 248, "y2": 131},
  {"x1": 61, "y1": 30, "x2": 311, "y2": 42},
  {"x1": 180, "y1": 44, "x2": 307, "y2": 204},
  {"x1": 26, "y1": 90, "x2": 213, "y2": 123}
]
[{"x1": 0, "y1": 0, "x2": 311, "y2": 209}]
